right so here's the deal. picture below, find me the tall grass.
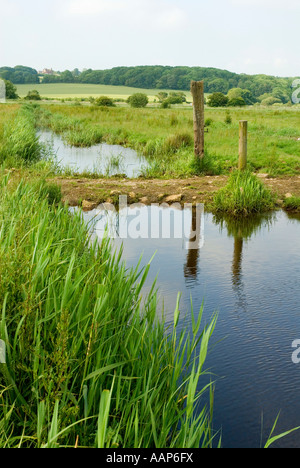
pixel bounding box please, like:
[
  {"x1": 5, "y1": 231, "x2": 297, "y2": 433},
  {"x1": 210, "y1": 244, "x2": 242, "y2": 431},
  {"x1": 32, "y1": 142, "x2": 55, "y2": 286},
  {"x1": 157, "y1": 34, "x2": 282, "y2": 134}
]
[
  {"x1": 213, "y1": 170, "x2": 275, "y2": 216},
  {"x1": 0, "y1": 174, "x2": 218, "y2": 448},
  {"x1": 0, "y1": 105, "x2": 43, "y2": 165}
]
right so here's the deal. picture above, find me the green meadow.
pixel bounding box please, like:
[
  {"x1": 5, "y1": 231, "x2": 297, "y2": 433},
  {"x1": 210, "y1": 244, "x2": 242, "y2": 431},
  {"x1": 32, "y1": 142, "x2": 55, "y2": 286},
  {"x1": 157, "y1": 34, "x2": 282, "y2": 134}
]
[
  {"x1": 16, "y1": 83, "x2": 193, "y2": 102},
  {"x1": 37, "y1": 103, "x2": 300, "y2": 177}
]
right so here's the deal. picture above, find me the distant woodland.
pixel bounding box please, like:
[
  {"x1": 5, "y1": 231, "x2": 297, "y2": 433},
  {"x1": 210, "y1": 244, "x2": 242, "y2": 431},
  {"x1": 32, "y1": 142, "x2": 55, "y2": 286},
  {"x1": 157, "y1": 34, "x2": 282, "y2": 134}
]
[{"x1": 0, "y1": 64, "x2": 296, "y2": 103}]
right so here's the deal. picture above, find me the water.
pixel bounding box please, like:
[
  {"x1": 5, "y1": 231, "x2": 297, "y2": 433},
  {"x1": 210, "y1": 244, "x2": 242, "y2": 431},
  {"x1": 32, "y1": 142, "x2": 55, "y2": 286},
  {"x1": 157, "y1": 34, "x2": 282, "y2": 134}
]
[
  {"x1": 75, "y1": 205, "x2": 300, "y2": 448},
  {"x1": 38, "y1": 130, "x2": 149, "y2": 177}
]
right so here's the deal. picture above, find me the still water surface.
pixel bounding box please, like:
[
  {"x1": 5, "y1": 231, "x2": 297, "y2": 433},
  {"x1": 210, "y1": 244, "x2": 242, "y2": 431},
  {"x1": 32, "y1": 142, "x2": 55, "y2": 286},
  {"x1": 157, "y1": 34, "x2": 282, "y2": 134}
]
[
  {"x1": 74, "y1": 205, "x2": 300, "y2": 448},
  {"x1": 38, "y1": 130, "x2": 149, "y2": 177}
]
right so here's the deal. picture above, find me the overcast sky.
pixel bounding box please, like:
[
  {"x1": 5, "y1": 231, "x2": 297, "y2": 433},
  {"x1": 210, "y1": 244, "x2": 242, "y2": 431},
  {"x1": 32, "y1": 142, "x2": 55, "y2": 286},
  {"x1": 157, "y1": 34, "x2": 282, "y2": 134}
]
[{"x1": 0, "y1": 0, "x2": 299, "y2": 77}]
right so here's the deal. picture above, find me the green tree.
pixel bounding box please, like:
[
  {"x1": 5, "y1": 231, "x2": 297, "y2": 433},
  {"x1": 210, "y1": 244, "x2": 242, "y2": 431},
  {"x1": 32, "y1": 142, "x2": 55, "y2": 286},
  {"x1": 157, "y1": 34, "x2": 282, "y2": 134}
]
[
  {"x1": 3, "y1": 80, "x2": 19, "y2": 99},
  {"x1": 207, "y1": 92, "x2": 229, "y2": 107},
  {"x1": 60, "y1": 70, "x2": 75, "y2": 83},
  {"x1": 228, "y1": 97, "x2": 246, "y2": 107},
  {"x1": 227, "y1": 88, "x2": 255, "y2": 105},
  {"x1": 127, "y1": 93, "x2": 149, "y2": 108},
  {"x1": 261, "y1": 96, "x2": 281, "y2": 106}
]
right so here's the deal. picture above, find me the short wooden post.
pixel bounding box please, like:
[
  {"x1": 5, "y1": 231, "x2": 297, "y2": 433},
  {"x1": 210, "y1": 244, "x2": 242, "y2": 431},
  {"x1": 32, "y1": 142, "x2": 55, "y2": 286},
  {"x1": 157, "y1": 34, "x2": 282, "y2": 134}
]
[
  {"x1": 238, "y1": 120, "x2": 248, "y2": 170},
  {"x1": 190, "y1": 81, "x2": 205, "y2": 160}
]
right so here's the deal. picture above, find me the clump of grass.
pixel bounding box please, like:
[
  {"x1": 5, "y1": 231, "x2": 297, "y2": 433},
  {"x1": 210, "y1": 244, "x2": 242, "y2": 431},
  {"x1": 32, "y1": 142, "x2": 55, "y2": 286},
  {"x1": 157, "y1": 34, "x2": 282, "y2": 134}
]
[
  {"x1": 142, "y1": 149, "x2": 223, "y2": 179},
  {"x1": 63, "y1": 126, "x2": 103, "y2": 148},
  {"x1": 0, "y1": 175, "x2": 218, "y2": 448},
  {"x1": 163, "y1": 132, "x2": 193, "y2": 154},
  {"x1": 213, "y1": 170, "x2": 275, "y2": 216},
  {"x1": 0, "y1": 105, "x2": 43, "y2": 165},
  {"x1": 283, "y1": 196, "x2": 300, "y2": 212}
]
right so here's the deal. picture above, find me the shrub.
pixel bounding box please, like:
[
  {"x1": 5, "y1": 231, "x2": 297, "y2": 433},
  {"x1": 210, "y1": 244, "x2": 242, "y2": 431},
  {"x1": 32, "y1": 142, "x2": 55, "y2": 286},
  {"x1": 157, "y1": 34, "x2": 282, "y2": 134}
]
[
  {"x1": 25, "y1": 90, "x2": 42, "y2": 101},
  {"x1": 95, "y1": 96, "x2": 115, "y2": 107},
  {"x1": 161, "y1": 100, "x2": 170, "y2": 109},
  {"x1": 228, "y1": 97, "x2": 246, "y2": 107},
  {"x1": 207, "y1": 93, "x2": 229, "y2": 107},
  {"x1": 127, "y1": 93, "x2": 149, "y2": 108},
  {"x1": 224, "y1": 111, "x2": 232, "y2": 125},
  {"x1": 205, "y1": 118, "x2": 214, "y2": 127}
]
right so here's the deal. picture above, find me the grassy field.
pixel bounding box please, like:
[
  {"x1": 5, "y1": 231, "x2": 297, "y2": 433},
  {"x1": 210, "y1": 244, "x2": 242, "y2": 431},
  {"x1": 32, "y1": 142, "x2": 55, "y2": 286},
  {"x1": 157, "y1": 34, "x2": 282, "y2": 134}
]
[
  {"x1": 36, "y1": 103, "x2": 300, "y2": 177},
  {"x1": 1, "y1": 101, "x2": 300, "y2": 178},
  {"x1": 16, "y1": 83, "x2": 193, "y2": 102}
]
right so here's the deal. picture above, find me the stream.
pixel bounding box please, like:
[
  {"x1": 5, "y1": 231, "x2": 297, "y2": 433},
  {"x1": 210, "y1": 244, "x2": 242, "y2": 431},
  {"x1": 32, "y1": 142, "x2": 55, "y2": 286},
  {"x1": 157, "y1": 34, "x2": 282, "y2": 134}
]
[
  {"x1": 73, "y1": 204, "x2": 300, "y2": 448},
  {"x1": 38, "y1": 130, "x2": 149, "y2": 177}
]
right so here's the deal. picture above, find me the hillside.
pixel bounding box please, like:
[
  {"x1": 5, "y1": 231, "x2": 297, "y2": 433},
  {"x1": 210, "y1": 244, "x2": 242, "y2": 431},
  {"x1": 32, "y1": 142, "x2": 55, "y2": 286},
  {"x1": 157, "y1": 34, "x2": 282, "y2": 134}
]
[{"x1": 0, "y1": 64, "x2": 295, "y2": 102}]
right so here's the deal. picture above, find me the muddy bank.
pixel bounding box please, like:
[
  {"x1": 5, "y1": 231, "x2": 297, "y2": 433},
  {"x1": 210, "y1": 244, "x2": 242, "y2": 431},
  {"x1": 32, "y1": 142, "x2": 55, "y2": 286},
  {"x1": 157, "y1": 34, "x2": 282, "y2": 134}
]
[{"x1": 49, "y1": 174, "x2": 300, "y2": 211}]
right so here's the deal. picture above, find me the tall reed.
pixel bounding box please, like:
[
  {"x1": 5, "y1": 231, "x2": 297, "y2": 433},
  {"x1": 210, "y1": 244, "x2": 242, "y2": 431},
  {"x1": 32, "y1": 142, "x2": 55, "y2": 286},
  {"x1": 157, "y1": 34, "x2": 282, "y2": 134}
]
[{"x1": 0, "y1": 174, "x2": 218, "y2": 448}]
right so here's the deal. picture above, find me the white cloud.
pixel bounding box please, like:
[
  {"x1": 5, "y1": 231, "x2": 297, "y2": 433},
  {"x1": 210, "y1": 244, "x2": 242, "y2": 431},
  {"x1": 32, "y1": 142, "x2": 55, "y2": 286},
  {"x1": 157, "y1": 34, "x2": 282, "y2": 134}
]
[
  {"x1": 66, "y1": 0, "x2": 127, "y2": 16},
  {"x1": 63, "y1": 0, "x2": 188, "y2": 30},
  {"x1": 229, "y1": 0, "x2": 300, "y2": 9},
  {"x1": 0, "y1": 0, "x2": 19, "y2": 15}
]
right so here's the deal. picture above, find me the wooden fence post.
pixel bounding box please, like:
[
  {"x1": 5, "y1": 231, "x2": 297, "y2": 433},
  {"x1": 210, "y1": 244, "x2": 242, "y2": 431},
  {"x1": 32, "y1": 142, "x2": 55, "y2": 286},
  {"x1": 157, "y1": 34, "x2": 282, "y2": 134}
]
[
  {"x1": 238, "y1": 120, "x2": 248, "y2": 170},
  {"x1": 190, "y1": 81, "x2": 205, "y2": 160}
]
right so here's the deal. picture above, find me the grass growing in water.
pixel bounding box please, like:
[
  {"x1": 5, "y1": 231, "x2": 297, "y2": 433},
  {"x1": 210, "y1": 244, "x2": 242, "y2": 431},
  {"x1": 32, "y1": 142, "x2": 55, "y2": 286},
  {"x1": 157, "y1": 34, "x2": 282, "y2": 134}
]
[
  {"x1": 0, "y1": 173, "x2": 218, "y2": 448},
  {"x1": 213, "y1": 170, "x2": 275, "y2": 216}
]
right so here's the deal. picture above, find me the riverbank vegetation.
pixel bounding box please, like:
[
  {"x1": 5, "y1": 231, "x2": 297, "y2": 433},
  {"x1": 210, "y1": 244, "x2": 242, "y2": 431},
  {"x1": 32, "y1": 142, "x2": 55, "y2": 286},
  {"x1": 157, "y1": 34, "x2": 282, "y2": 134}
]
[
  {"x1": 0, "y1": 174, "x2": 218, "y2": 448},
  {"x1": 0, "y1": 100, "x2": 299, "y2": 448}
]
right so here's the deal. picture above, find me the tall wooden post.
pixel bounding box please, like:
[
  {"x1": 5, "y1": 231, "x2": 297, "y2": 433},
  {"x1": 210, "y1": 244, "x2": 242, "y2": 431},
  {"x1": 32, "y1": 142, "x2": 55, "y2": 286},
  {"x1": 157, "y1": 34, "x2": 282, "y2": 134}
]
[
  {"x1": 190, "y1": 81, "x2": 205, "y2": 160},
  {"x1": 238, "y1": 120, "x2": 248, "y2": 170}
]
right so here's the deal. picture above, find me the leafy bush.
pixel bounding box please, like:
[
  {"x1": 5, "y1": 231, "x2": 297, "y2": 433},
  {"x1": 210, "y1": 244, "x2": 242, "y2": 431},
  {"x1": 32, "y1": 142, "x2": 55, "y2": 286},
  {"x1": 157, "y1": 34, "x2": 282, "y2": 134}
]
[
  {"x1": 207, "y1": 93, "x2": 229, "y2": 107},
  {"x1": 127, "y1": 93, "x2": 149, "y2": 108},
  {"x1": 228, "y1": 97, "x2": 246, "y2": 107},
  {"x1": 95, "y1": 96, "x2": 115, "y2": 107},
  {"x1": 25, "y1": 90, "x2": 42, "y2": 101}
]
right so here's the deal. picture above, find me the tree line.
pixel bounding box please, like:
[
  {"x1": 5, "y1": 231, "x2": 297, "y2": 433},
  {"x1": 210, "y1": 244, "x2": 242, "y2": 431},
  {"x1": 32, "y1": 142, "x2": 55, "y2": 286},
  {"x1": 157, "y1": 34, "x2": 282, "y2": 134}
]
[
  {"x1": 41, "y1": 65, "x2": 294, "y2": 102},
  {"x1": 0, "y1": 64, "x2": 297, "y2": 104}
]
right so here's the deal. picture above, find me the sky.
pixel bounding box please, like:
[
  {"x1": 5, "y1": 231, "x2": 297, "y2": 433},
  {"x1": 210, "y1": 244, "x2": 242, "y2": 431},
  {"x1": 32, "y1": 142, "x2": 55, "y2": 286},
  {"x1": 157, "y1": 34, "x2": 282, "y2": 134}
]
[{"x1": 0, "y1": 0, "x2": 299, "y2": 77}]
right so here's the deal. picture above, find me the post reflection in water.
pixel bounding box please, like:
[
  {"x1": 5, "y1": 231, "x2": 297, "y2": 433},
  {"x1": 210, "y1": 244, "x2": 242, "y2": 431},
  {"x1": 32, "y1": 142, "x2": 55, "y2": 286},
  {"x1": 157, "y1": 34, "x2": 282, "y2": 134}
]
[
  {"x1": 214, "y1": 213, "x2": 275, "y2": 314},
  {"x1": 232, "y1": 236, "x2": 243, "y2": 287},
  {"x1": 184, "y1": 205, "x2": 203, "y2": 280},
  {"x1": 184, "y1": 206, "x2": 200, "y2": 279}
]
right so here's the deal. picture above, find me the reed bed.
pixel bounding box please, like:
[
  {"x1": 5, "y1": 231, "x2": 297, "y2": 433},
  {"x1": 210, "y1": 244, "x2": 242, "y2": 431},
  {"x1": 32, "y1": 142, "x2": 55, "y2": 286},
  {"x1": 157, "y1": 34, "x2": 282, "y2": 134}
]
[{"x1": 0, "y1": 173, "x2": 218, "y2": 448}]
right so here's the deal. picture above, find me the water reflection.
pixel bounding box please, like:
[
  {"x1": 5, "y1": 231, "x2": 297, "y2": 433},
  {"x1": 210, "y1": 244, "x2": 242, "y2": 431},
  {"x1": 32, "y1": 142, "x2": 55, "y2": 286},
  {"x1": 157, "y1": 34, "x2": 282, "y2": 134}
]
[
  {"x1": 184, "y1": 206, "x2": 202, "y2": 280},
  {"x1": 38, "y1": 130, "x2": 149, "y2": 177},
  {"x1": 213, "y1": 213, "x2": 276, "y2": 316},
  {"x1": 74, "y1": 205, "x2": 300, "y2": 447}
]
